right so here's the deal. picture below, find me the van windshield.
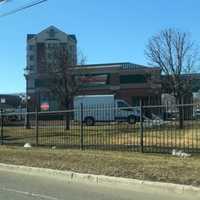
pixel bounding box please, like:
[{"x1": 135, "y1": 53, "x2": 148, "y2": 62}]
[{"x1": 117, "y1": 101, "x2": 129, "y2": 108}]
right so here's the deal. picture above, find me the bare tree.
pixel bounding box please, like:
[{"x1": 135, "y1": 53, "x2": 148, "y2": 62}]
[
  {"x1": 145, "y1": 28, "x2": 199, "y2": 128},
  {"x1": 47, "y1": 46, "x2": 85, "y2": 129}
]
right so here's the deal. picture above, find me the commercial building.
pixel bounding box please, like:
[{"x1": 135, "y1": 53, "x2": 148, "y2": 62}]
[
  {"x1": 75, "y1": 63, "x2": 161, "y2": 106},
  {"x1": 25, "y1": 26, "x2": 161, "y2": 111}
]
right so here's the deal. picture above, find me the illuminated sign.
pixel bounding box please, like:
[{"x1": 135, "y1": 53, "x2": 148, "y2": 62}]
[
  {"x1": 40, "y1": 102, "x2": 49, "y2": 111},
  {"x1": 79, "y1": 74, "x2": 109, "y2": 87}
]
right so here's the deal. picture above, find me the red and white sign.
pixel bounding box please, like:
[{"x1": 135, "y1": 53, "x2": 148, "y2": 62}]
[
  {"x1": 79, "y1": 74, "x2": 108, "y2": 86},
  {"x1": 40, "y1": 102, "x2": 49, "y2": 111}
]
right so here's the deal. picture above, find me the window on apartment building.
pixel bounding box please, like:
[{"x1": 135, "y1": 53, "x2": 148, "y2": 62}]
[
  {"x1": 29, "y1": 45, "x2": 35, "y2": 51},
  {"x1": 47, "y1": 43, "x2": 52, "y2": 48},
  {"x1": 69, "y1": 45, "x2": 73, "y2": 52},
  {"x1": 53, "y1": 43, "x2": 58, "y2": 48},
  {"x1": 60, "y1": 43, "x2": 67, "y2": 48},
  {"x1": 40, "y1": 95, "x2": 49, "y2": 105},
  {"x1": 48, "y1": 53, "x2": 52, "y2": 59},
  {"x1": 120, "y1": 74, "x2": 148, "y2": 84},
  {"x1": 47, "y1": 43, "x2": 59, "y2": 49},
  {"x1": 35, "y1": 79, "x2": 54, "y2": 88},
  {"x1": 35, "y1": 79, "x2": 47, "y2": 88},
  {"x1": 28, "y1": 79, "x2": 35, "y2": 88},
  {"x1": 47, "y1": 43, "x2": 53, "y2": 49},
  {"x1": 29, "y1": 65, "x2": 34, "y2": 70},
  {"x1": 29, "y1": 55, "x2": 34, "y2": 61}
]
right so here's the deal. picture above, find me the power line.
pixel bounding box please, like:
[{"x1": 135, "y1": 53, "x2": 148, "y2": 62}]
[
  {"x1": 0, "y1": 0, "x2": 10, "y2": 5},
  {"x1": 0, "y1": 0, "x2": 7, "y2": 3},
  {"x1": 0, "y1": 0, "x2": 48, "y2": 18}
]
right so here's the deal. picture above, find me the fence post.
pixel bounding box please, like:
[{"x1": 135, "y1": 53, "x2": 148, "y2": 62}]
[
  {"x1": 35, "y1": 108, "x2": 39, "y2": 146},
  {"x1": 140, "y1": 100, "x2": 144, "y2": 153},
  {"x1": 0, "y1": 109, "x2": 4, "y2": 145},
  {"x1": 80, "y1": 103, "x2": 84, "y2": 150}
]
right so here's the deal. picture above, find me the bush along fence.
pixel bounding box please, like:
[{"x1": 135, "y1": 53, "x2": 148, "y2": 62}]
[{"x1": 0, "y1": 103, "x2": 200, "y2": 153}]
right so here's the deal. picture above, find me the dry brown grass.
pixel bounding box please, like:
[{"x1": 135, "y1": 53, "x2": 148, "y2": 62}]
[
  {"x1": 2, "y1": 121, "x2": 200, "y2": 150},
  {"x1": 0, "y1": 146, "x2": 200, "y2": 186}
]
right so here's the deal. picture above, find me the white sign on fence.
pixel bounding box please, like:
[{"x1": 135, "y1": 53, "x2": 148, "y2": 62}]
[{"x1": 0, "y1": 98, "x2": 6, "y2": 104}]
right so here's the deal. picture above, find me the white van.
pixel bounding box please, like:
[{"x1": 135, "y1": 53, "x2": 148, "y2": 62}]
[{"x1": 74, "y1": 95, "x2": 140, "y2": 125}]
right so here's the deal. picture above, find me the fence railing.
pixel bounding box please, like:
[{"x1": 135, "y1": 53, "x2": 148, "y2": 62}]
[{"x1": 0, "y1": 103, "x2": 200, "y2": 153}]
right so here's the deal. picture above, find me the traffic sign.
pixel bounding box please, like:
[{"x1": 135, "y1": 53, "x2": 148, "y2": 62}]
[{"x1": 40, "y1": 102, "x2": 49, "y2": 111}]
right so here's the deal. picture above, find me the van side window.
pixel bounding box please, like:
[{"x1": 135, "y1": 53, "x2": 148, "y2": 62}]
[{"x1": 117, "y1": 101, "x2": 129, "y2": 108}]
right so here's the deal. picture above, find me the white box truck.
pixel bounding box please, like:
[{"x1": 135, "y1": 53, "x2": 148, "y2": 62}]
[{"x1": 74, "y1": 95, "x2": 140, "y2": 125}]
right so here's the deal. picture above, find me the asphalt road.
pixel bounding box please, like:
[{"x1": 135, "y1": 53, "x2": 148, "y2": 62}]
[{"x1": 0, "y1": 169, "x2": 199, "y2": 200}]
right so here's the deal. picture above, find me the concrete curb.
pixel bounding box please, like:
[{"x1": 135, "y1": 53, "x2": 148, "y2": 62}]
[{"x1": 0, "y1": 163, "x2": 199, "y2": 195}]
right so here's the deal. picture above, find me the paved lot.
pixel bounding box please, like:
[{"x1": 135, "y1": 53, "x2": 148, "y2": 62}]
[{"x1": 0, "y1": 169, "x2": 199, "y2": 200}]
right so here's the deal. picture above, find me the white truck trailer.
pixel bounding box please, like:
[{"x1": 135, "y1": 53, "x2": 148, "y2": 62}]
[{"x1": 74, "y1": 95, "x2": 140, "y2": 125}]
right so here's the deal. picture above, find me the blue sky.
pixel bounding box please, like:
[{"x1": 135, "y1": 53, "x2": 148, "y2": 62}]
[{"x1": 0, "y1": 0, "x2": 200, "y2": 93}]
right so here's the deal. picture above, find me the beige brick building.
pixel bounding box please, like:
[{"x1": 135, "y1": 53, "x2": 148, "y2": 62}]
[{"x1": 25, "y1": 26, "x2": 77, "y2": 110}]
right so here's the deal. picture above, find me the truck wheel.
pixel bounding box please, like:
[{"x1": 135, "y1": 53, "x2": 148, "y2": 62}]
[
  {"x1": 85, "y1": 117, "x2": 95, "y2": 126},
  {"x1": 128, "y1": 115, "x2": 136, "y2": 124}
]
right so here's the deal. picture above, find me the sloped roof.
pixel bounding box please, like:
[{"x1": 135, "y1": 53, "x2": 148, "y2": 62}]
[
  {"x1": 76, "y1": 62, "x2": 160, "y2": 71},
  {"x1": 27, "y1": 25, "x2": 77, "y2": 42}
]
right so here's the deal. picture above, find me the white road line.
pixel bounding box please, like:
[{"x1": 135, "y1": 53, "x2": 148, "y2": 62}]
[{"x1": 0, "y1": 186, "x2": 62, "y2": 200}]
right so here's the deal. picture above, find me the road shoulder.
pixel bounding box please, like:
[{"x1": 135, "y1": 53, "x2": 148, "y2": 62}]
[{"x1": 0, "y1": 162, "x2": 199, "y2": 196}]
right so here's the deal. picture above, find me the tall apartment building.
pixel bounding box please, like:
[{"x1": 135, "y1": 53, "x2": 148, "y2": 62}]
[{"x1": 25, "y1": 26, "x2": 77, "y2": 110}]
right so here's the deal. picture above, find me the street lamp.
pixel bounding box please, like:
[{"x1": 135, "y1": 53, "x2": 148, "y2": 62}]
[{"x1": 24, "y1": 68, "x2": 31, "y2": 129}]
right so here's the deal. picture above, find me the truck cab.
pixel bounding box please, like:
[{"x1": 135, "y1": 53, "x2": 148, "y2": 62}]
[{"x1": 114, "y1": 99, "x2": 140, "y2": 124}]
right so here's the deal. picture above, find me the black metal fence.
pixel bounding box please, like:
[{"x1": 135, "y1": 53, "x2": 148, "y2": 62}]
[{"x1": 0, "y1": 104, "x2": 200, "y2": 153}]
